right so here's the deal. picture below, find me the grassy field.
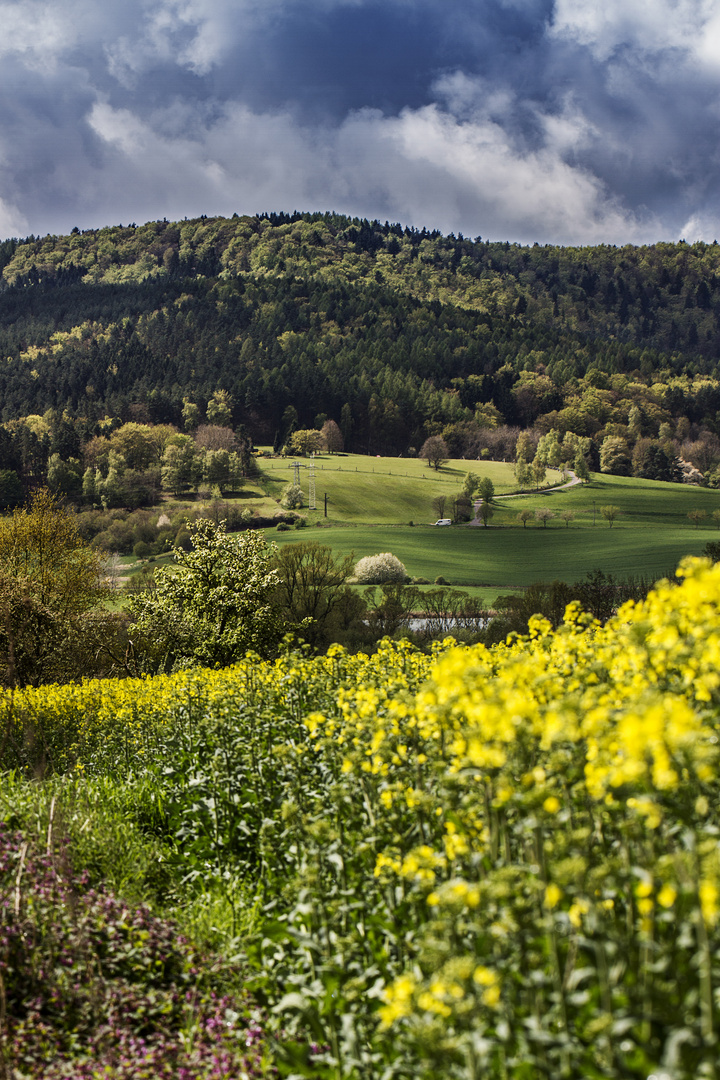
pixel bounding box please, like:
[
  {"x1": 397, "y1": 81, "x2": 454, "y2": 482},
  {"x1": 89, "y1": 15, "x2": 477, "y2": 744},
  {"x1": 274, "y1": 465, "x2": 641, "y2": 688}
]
[
  {"x1": 268, "y1": 468, "x2": 720, "y2": 593},
  {"x1": 257, "y1": 452, "x2": 547, "y2": 523},
  {"x1": 275, "y1": 521, "x2": 714, "y2": 592},
  {"x1": 118, "y1": 459, "x2": 720, "y2": 596}
]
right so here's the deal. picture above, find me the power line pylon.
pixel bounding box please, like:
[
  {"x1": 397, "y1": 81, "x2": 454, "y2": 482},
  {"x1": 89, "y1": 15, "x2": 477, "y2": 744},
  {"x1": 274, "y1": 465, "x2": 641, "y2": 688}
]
[{"x1": 308, "y1": 453, "x2": 316, "y2": 510}]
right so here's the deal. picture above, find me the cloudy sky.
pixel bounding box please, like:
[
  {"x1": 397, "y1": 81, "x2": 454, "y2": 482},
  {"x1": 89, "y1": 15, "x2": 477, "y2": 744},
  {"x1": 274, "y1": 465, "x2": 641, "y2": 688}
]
[{"x1": 0, "y1": 0, "x2": 718, "y2": 246}]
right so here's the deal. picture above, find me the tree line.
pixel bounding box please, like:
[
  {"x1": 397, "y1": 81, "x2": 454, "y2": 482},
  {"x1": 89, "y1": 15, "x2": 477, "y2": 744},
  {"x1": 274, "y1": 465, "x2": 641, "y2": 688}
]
[
  {"x1": 0, "y1": 214, "x2": 719, "y2": 482},
  {"x1": 0, "y1": 490, "x2": 663, "y2": 691}
]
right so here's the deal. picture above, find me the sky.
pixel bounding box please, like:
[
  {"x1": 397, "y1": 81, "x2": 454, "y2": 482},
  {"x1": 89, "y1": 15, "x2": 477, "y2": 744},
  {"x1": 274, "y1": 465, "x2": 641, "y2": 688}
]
[{"x1": 0, "y1": 0, "x2": 718, "y2": 247}]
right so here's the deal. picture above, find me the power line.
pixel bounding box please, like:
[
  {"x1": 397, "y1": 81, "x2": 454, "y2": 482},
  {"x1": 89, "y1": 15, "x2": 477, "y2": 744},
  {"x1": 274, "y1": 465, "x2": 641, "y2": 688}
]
[{"x1": 308, "y1": 453, "x2": 316, "y2": 510}]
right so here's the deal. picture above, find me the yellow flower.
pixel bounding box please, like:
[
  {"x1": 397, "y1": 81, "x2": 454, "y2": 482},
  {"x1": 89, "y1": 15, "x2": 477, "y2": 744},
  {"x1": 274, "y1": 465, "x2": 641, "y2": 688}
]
[
  {"x1": 378, "y1": 974, "x2": 416, "y2": 1028},
  {"x1": 568, "y1": 899, "x2": 589, "y2": 928},
  {"x1": 482, "y1": 984, "x2": 501, "y2": 1009},
  {"x1": 657, "y1": 884, "x2": 677, "y2": 908},
  {"x1": 544, "y1": 884, "x2": 563, "y2": 909},
  {"x1": 700, "y1": 880, "x2": 719, "y2": 927},
  {"x1": 473, "y1": 966, "x2": 496, "y2": 987},
  {"x1": 473, "y1": 967, "x2": 501, "y2": 1008}
]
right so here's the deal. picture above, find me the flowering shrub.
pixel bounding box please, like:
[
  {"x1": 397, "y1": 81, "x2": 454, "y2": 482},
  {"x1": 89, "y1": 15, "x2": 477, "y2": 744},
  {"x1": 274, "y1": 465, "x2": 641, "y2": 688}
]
[
  {"x1": 353, "y1": 551, "x2": 407, "y2": 583},
  {"x1": 0, "y1": 824, "x2": 272, "y2": 1078},
  {"x1": 280, "y1": 482, "x2": 304, "y2": 509}
]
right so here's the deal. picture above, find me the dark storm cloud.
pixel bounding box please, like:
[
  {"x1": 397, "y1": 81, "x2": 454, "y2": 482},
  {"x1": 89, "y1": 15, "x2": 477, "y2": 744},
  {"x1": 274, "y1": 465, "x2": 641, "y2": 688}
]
[{"x1": 0, "y1": 0, "x2": 717, "y2": 244}]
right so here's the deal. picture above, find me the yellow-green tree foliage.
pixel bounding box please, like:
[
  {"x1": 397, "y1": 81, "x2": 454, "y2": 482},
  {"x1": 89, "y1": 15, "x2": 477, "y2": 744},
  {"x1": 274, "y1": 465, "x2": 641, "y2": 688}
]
[{"x1": 0, "y1": 489, "x2": 114, "y2": 686}]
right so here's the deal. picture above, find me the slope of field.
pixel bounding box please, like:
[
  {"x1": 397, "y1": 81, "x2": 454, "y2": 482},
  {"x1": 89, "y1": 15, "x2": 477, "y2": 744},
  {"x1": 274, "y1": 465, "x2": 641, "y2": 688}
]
[
  {"x1": 274, "y1": 522, "x2": 712, "y2": 589},
  {"x1": 259, "y1": 453, "x2": 532, "y2": 523},
  {"x1": 268, "y1": 469, "x2": 720, "y2": 589}
]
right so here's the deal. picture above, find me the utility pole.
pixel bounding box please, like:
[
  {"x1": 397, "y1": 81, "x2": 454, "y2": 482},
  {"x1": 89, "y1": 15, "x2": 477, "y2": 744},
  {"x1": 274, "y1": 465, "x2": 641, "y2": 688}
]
[
  {"x1": 308, "y1": 453, "x2": 316, "y2": 510},
  {"x1": 324, "y1": 492, "x2": 328, "y2": 517}
]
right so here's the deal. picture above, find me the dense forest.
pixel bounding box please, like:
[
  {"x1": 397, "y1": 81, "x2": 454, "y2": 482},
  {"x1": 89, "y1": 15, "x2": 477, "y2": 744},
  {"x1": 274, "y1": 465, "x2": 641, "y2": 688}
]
[{"x1": 1, "y1": 211, "x2": 720, "y2": 491}]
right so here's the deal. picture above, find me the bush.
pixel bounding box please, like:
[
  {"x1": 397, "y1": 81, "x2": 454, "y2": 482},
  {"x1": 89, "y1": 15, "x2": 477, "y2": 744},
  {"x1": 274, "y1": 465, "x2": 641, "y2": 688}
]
[
  {"x1": 276, "y1": 521, "x2": 290, "y2": 531},
  {"x1": 174, "y1": 527, "x2": 192, "y2": 551},
  {"x1": 0, "y1": 824, "x2": 271, "y2": 1077},
  {"x1": 133, "y1": 541, "x2": 151, "y2": 558},
  {"x1": 434, "y1": 575, "x2": 448, "y2": 585},
  {"x1": 281, "y1": 483, "x2": 304, "y2": 510},
  {"x1": 354, "y1": 553, "x2": 407, "y2": 584}
]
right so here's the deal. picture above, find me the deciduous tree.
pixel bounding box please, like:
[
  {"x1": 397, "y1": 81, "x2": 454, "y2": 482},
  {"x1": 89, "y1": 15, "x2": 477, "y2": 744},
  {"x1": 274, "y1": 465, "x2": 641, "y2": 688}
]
[
  {"x1": 281, "y1": 482, "x2": 304, "y2": 509},
  {"x1": 321, "y1": 419, "x2": 344, "y2": 454},
  {"x1": 478, "y1": 477, "x2": 494, "y2": 504},
  {"x1": 420, "y1": 436, "x2": 449, "y2": 471},
  {"x1": 129, "y1": 518, "x2": 283, "y2": 672},
  {"x1": 271, "y1": 542, "x2": 361, "y2": 649},
  {"x1": 600, "y1": 436, "x2": 632, "y2": 476},
  {"x1": 0, "y1": 489, "x2": 117, "y2": 687},
  {"x1": 535, "y1": 508, "x2": 555, "y2": 528},
  {"x1": 288, "y1": 429, "x2": 327, "y2": 456},
  {"x1": 206, "y1": 389, "x2": 233, "y2": 427},
  {"x1": 431, "y1": 495, "x2": 447, "y2": 520},
  {"x1": 478, "y1": 501, "x2": 494, "y2": 527}
]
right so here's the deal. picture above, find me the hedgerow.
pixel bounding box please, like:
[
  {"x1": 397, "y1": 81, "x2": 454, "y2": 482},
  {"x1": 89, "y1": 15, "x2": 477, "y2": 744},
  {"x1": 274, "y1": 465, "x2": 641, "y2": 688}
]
[{"x1": 5, "y1": 558, "x2": 720, "y2": 1077}]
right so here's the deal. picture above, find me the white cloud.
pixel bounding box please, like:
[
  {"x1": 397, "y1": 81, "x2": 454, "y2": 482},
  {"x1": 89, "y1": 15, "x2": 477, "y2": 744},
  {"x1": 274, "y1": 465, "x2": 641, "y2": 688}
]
[
  {"x1": 83, "y1": 94, "x2": 657, "y2": 245},
  {"x1": 550, "y1": 0, "x2": 720, "y2": 68},
  {"x1": 0, "y1": 1, "x2": 88, "y2": 67},
  {"x1": 0, "y1": 196, "x2": 27, "y2": 238},
  {"x1": 342, "y1": 103, "x2": 649, "y2": 244},
  {"x1": 679, "y1": 212, "x2": 720, "y2": 243}
]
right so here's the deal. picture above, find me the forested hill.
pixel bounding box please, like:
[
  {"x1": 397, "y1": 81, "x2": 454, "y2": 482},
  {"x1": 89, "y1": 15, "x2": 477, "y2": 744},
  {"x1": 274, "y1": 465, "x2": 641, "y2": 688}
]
[{"x1": 0, "y1": 211, "x2": 720, "y2": 452}]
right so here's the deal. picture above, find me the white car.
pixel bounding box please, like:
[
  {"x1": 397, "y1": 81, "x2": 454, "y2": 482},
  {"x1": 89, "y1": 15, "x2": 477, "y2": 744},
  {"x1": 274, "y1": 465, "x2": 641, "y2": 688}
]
[{"x1": 434, "y1": 518, "x2": 452, "y2": 526}]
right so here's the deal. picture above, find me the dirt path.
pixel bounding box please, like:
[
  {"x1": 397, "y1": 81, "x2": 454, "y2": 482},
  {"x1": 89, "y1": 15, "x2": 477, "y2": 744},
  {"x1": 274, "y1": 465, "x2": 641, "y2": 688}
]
[{"x1": 470, "y1": 471, "x2": 581, "y2": 525}]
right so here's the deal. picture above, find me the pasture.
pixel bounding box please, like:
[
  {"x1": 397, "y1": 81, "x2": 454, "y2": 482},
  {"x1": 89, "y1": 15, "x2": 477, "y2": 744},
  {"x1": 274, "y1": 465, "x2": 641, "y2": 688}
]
[
  {"x1": 258, "y1": 452, "x2": 540, "y2": 523},
  {"x1": 268, "y1": 466, "x2": 720, "y2": 591}
]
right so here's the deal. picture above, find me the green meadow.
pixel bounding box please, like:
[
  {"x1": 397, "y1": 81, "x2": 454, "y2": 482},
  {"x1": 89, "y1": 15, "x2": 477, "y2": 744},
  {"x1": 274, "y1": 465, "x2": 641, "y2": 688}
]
[
  {"x1": 117, "y1": 457, "x2": 720, "y2": 597},
  {"x1": 274, "y1": 521, "x2": 715, "y2": 593},
  {"x1": 263, "y1": 458, "x2": 720, "y2": 593},
  {"x1": 258, "y1": 452, "x2": 534, "y2": 523}
]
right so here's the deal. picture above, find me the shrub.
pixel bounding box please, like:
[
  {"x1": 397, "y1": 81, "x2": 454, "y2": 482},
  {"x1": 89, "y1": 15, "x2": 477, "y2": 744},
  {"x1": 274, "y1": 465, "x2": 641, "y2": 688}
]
[
  {"x1": 133, "y1": 540, "x2": 151, "y2": 558},
  {"x1": 0, "y1": 825, "x2": 272, "y2": 1078},
  {"x1": 281, "y1": 483, "x2": 304, "y2": 510},
  {"x1": 434, "y1": 575, "x2": 448, "y2": 585},
  {"x1": 276, "y1": 521, "x2": 290, "y2": 531},
  {"x1": 354, "y1": 552, "x2": 407, "y2": 584},
  {"x1": 174, "y1": 527, "x2": 192, "y2": 551}
]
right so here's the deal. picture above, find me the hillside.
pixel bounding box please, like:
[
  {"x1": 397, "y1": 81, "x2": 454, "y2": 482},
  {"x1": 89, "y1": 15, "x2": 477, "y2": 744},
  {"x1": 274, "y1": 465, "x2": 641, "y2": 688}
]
[{"x1": 0, "y1": 214, "x2": 719, "y2": 459}]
